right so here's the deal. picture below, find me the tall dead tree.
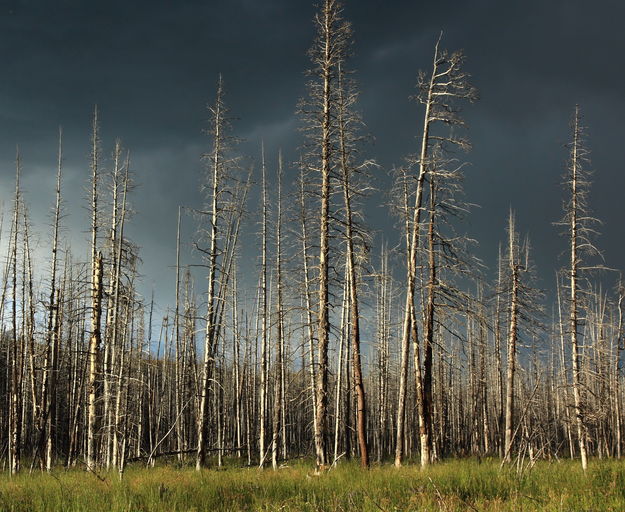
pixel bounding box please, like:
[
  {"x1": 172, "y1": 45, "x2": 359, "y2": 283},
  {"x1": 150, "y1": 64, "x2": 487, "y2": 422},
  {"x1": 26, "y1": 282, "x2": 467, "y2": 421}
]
[
  {"x1": 494, "y1": 244, "x2": 505, "y2": 456},
  {"x1": 9, "y1": 151, "x2": 22, "y2": 475},
  {"x1": 174, "y1": 205, "x2": 184, "y2": 460},
  {"x1": 300, "y1": 0, "x2": 351, "y2": 469},
  {"x1": 103, "y1": 140, "x2": 125, "y2": 468},
  {"x1": 503, "y1": 211, "x2": 521, "y2": 463},
  {"x1": 271, "y1": 152, "x2": 286, "y2": 470},
  {"x1": 196, "y1": 76, "x2": 241, "y2": 470},
  {"x1": 420, "y1": 164, "x2": 437, "y2": 467},
  {"x1": 497, "y1": 210, "x2": 544, "y2": 463},
  {"x1": 558, "y1": 106, "x2": 602, "y2": 472},
  {"x1": 259, "y1": 145, "x2": 269, "y2": 468},
  {"x1": 40, "y1": 128, "x2": 64, "y2": 471},
  {"x1": 616, "y1": 282, "x2": 624, "y2": 458},
  {"x1": 297, "y1": 167, "x2": 319, "y2": 452},
  {"x1": 110, "y1": 153, "x2": 131, "y2": 469},
  {"x1": 336, "y1": 61, "x2": 370, "y2": 468},
  {"x1": 196, "y1": 78, "x2": 225, "y2": 469},
  {"x1": 394, "y1": 34, "x2": 476, "y2": 467},
  {"x1": 87, "y1": 107, "x2": 103, "y2": 472}
]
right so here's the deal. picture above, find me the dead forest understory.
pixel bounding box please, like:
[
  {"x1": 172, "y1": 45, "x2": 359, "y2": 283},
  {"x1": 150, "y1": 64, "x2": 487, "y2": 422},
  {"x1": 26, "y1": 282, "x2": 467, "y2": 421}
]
[{"x1": 1, "y1": 0, "x2": 623, "y2": 479}]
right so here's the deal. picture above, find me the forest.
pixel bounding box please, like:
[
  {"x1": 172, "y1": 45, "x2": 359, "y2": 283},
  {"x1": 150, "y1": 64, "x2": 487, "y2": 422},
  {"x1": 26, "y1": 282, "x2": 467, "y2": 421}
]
[{"x1": 0, "y1": 2, "x2": 623, "y2": 505}]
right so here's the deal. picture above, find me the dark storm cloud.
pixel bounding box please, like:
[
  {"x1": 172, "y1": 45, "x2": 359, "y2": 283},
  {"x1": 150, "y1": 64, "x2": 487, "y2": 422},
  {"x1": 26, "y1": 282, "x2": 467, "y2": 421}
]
[{"x1": 1, "y1": 0, "x2": 624, "y2": 312}]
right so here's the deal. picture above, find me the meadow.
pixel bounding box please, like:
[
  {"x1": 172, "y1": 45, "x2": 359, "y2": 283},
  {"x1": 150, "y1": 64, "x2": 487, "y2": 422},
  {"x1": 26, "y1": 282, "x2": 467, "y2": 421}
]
[{"x1": 0, "y1": 458, "x2": 623, "y2": 511}]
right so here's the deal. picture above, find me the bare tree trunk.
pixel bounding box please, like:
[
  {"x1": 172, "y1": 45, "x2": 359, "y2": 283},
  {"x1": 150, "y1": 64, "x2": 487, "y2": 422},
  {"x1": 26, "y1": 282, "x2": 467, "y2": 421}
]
[
  {"x1": 394, "y1": 34, "x2": 475, "y2": 467},
  {"x1": 376, "y1": 246, "x2": 390, "y2": 462},
  {"x1": 102, "y1": 142, "x2": 120, "y2": 468},
  {"x1": 43, "y1": 128, "x2": 63, "y2": 471},
  {"x1": 615, "y1": 285, "x2": 623, "y2": 458},
  {"x1": 420, "y1": 178, "x2": 436, "y2": 467},
  {"x1": 337, "y1": 62, "x2": 369, "y2": 468},
  {"x1": 495, "y1": 244, "x2": 505, "y2": 457},
  {"x1": 394, "y1": 169, "x2": 412, "y2": 467},
  {"x1": 86, "y1": 106, "x2": 102, "y2": 472},
  {"x1": 556, "y1": 274, "x2": 575, "y2": 459},
  {"x1": 197, "y1": 78, "x2": 226, "y2": 470},
  {"x1": 569, "y1": 107, "x2": 588, "y2": 472},
  {"x1": 259, "y1": 145, "x2": 269, "y2": 468},
  {"x1": 9, "y1": 154, "x2": 22, "y2": 475},
  {"x1": 313, "y1": 1, "x2": 334, "y2": 470},
  {"x1": 271, "y1": 153, "x2": 285, "y2": 470},
  {"x1": 232, "y1": 275, "x2": 242, "y2": 459},
  {"x1": 110, "y1": 155, "x2": 129, "y2": 469},
  {"x1": 174, "y1": 206, "x2": 184, "y2": 461},
  {"x1": 503, "y1": 211, "x2": 519, "y2": 463},
  {"x1": 395, "y1": 39, "x2": 440, "y2": 467},
  {"x1": 87, "y1": 252, "x2": 103, "y2": 471},
  {"x1": 21, "y1": 208, "x2": 33, "y2": 471},
  {"x1": 333, "y1": 276, "x2": 349, "y2": 463},
  {"x1": 298, "y1": 169, "x2": 319, "y2": 453}
]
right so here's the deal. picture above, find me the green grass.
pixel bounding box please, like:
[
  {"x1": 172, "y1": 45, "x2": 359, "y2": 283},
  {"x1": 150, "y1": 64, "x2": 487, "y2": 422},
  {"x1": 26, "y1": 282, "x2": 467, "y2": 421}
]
[{"x1": 0, "y1": 457, "x2": 623, "y2": 511}]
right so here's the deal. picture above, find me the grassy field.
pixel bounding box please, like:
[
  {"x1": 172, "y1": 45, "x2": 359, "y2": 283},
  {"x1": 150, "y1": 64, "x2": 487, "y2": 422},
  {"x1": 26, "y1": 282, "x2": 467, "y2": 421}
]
[{"x1": 0, "y1": 458, "x2": 623, "y2": 511}]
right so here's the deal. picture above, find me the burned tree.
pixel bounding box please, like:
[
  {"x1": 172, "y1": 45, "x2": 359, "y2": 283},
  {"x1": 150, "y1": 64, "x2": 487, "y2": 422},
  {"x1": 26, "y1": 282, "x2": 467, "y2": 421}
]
[
  {"x1": 394, "y1": 35, "x2": 477, "y2": 467},
  {"x1": 557, "y1": 106, "x2": 602, "y2": 472},
  {"x1": 299, "y1": 0, "x2": 352, "y2": 469},
  {"x1": 196, "y1": 76, "x2": 244, "y2": 470}
]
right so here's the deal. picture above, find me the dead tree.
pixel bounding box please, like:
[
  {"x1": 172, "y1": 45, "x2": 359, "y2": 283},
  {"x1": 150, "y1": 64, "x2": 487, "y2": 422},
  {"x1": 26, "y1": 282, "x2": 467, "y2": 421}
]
[
  {"x1": 9, "y1": 152, "x2": 22, "y2": 474},
  {"x1": 87, "y1": 107, "x2": 103, "y2": 472},
  {"x1": 299, "y1": 0, "x2": 352, "y2": 469},
  {"x1": 196, "y1": 78, "x2": 227, "y2": 470},
  {"x1": 503, "y1": 211, "x2": 521, "y2": 463},
  {"x1": 259, "y1": 145, "x2": 269, "y2": 468},
  {"x1": 297, "y1": 166, "x2": 319, "y2": 454},
  {"x1": 336, "y1": 61, "x2": 371, "y2": 468},
  {"x1": 557, "y1": 106, "x2": 602, "y2": 472},
  {"x1": 196, "y1": 76, "x2": 242, "y2": 470},
  {"x1": 615, "y1": 282, "x2": 624, "y2": 458},
  {"x1": 271, "y1": 152, "x2": 286, "y2": 470},
  {"x1": 40, "y1": 128, "x2": 64, "y2": 471},
  {"x1": 394, "y1": 34, "x2": 476, "y2": 467}
]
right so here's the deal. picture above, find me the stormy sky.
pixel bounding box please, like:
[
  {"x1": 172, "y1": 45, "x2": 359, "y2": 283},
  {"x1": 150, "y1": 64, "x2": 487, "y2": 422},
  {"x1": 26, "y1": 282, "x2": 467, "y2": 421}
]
[{"x1": 1, "y1": 0, "x2": 624, "y2": 318}]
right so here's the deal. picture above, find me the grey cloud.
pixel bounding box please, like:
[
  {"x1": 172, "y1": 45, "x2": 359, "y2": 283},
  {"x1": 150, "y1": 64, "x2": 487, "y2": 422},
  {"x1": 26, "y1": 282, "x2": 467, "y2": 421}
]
[{"x1": 0, "y1": 0, "x2": 624, "y2": 310}]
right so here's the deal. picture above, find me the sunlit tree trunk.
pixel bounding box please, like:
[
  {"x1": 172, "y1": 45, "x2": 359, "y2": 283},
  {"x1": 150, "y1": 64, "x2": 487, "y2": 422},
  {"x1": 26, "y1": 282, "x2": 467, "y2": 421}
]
[
  {"x1": 86, "y1": 107, "x2": 103, "y2": 472},
  {"x1": 197, "y1": 78, "x2": 225, "y2": 470},
  {"x1": 336, "y1": 62, "x2": 369, "y2": 468},
  {"x1": 568, "y1": 107, "x2": 588, "y2": 472},
  {"x1": 271, "y1": 153, "x2": 285, "y2": 470},
  {"x1": 42, "y1": 128, "x2": 64, "y2": 472},
  {"x1": 503, "y1": 211, "x2": 520, "y2": 463},
  {"x1": 9, "y1": 153, "x2": 22, "y2": 475},
  {"x1": 259, "y1": 145, "x2": 269, "y2": 468}
]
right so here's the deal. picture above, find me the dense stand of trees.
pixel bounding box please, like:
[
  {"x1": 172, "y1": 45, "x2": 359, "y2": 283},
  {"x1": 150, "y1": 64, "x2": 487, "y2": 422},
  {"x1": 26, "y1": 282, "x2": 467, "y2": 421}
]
[{"x1": 1, "y1": 0, "x2": 623, "y2": 476}]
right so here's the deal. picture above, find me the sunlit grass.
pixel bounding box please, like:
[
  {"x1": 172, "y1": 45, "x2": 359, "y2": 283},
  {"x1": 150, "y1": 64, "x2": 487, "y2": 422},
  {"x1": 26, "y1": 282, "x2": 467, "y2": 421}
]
[{"x1": 0, "y1": 457, "x2": 622, "y2": 511}]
